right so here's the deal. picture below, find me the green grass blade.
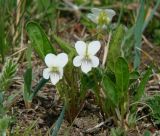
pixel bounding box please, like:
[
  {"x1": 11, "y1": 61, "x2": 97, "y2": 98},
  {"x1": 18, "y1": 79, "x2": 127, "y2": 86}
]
[
  {"x1": 51, "y1": 106, "x2": 65, "y2": 136},
  {"x1": 133, "y1": 0, "x2": 145, "y2": 69},
  {"x1": 0, "y1": 0, "x2": 8, "y2": 63},
  {"x1": 134, "y1": 67, "x2": 151, "y2": 101},
  {"x1": 142, "y1": 0, "x2": 160, "y2": 32}
]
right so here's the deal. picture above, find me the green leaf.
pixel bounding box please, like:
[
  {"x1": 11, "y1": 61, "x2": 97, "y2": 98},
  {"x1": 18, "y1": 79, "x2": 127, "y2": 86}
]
[
  {"x1": 24, "y1": 68, "x2": 32, "y2": 93},
  {"x1": 129, "y1": 70, "x2": 140, "y2": 84},
  {"x1": 31, "y1": 78, "x2": 49, "y2": 98},
  {"x1": 142, "y1": 0, "x2": 160, "y2": 32},
  {"x1": 0, "y1": 92, "x2": 3, "y2": 103},
  {"x1": 147, "y1": 95, "x2": 160, "y2": 125},
  {"x1": 0, "y1": 0, "x2": 8, "y2": 63},
  {"x1": 103, "y1": 75, "x2": 118, "y2": 106},
  {"x1": 130, "y1": 71, "x2": 140, "y2": 80},
  {"x1": 115, "y1": 57, "x2": 129, "y2": 93},
  {"x1": 51, "y1": 106, "x2": 65, "y2": 136},
  {"x1": 23, "y1": 68, "x2": 32, "y2": 101},
  {"x1": 107, "y1": 25, "x2": 125, "y2": 72},
  {"x1": 26, "y1": 21, "x2": 55, "y2": 60},
  {"x1": 0, "y1": 116, "x2": 11, "y2": 131},
  {"x1": 53, "y1": 35, "x2": 75, "y2": 54},
  {"x1": 134, "y1": 67, "x2": 151, "y2": 101},
  {"x1": 133, "y1": 0, "x2": 146, "y2": 69},
  {"x1": 80, "y1": 69, "x2": 102, "y2": 103},
  {"x1": 143, "y1": 130, "x2": 151, "y2": 136}
]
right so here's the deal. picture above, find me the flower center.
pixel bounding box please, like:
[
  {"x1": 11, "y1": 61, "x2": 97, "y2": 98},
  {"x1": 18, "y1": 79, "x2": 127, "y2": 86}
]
[
  {"x1": 84, "y1": 44, "x2": 91, "y2": 60},
  {"x1": 82, "y1": 58, "x2": 92, "y2": 65},
  {"x1": 98, "y1": 11, "x2": 110, "y2": 26},
  {"x1": 51, "y1": 67, "x2": 59, "y2": 74},
  {"x1": 83, "y1": 45, "x2": 92, "y2": 64}
]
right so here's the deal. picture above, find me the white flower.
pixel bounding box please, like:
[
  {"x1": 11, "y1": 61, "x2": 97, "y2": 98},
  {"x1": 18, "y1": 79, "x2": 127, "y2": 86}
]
[
  {"x1": 43, "y1": 53, "x2": 68, "y2": 85},
  {"x1": 73, "y1": 41, "x2": 101, "y2": 73},
  {"x1": 87, "y1": 8, "x2": 116, "y2": 28}
]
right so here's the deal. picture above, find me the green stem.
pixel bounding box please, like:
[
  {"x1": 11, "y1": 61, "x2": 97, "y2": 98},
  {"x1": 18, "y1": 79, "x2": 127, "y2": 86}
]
[
  {"x1": 117, "y1": 0, "x2": 125, "y2": 26},
  {"x1": 31, "y1": 78, "x2": 49, "y2": 98}
]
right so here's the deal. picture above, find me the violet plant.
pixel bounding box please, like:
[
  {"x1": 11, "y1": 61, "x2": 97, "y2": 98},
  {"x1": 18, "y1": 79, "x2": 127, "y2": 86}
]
[{"x1": 24, "y1": 6, "x2": 152, "y2": 131}]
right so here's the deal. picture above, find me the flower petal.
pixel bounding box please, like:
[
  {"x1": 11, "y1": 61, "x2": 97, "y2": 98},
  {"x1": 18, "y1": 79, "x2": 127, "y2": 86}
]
[
  {"x1": 43, "y1": 68, "x2": 51, "y2": 79},
  {"x1": 105, "y1": 9, "x2": 116, "y2": 21},
  {"x1": 87, "y1": 13, "x2": 98, "y2": 24},
  {"x1": 75, "y1": 41, "x2": 86, "y2": 55},
  {"x1": 91, "y1": 8, "x2": 101, "y2": 15},
  {"x1": 81, "y1": 61, "x2": 92, "y2": 73},
  {"x1": 50, "y1": 73, "x2": 60, "y2": 85},
  {"x1": 45, "y1": 53, "x2": 56, "y2": 67},
  {"x1": 56, "y1": 53, "x2": 68, "y2": 67},
  {"x1": 59, "y1": 67, "x2": 63, "y2": 79},
  {"x1": 91, "y1": 56, "x2": 99, "y2": 67},
  {"x1": 88, "y1": 41, "x2": 101, "y2": 55},
  {"x1": 73, "y1": 56, "x2": 82, "y2": 67}
]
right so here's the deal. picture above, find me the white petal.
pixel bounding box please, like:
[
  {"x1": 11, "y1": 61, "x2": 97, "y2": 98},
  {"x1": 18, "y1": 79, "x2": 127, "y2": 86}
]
[
  {"x1": 81, "y1": 61, "x2": 92, "y2": 73},
  {"x1": 56, "y1": 53, "x2": 68, "y2": 67},
  {"x1": 105, "y1": 9, "x2": 116, "y2": 21},
  {"x1": 59, "y1": 68, "x2": 63, "y2": 79},
  {"x1": 73, "y1": 56, "x2": 82, "y2": 67},
  {"x1": 75, "y1": 41, "x2": 86, "y2": 56},
  {"x1": 50, "y1": 73, "x2": 60, "y2": 85},
  {"x1": 91, "y1": 56, "x2": 99, "y2": 67},
  {"x1": 45, "y1": 53, "x2": 56, "y2": 67},
  {"x1": 43, "y1": 68, "x2": 51, "y2": 79},
  {"x1": 91, "y1": 8, "x2": 102, "y2": 15},
  {"x1": 88, "y1": 41, "x2": 101, "y2": 55},
  {"x1": 87, "y1": 13, "x2": 98, "y2": 24}
]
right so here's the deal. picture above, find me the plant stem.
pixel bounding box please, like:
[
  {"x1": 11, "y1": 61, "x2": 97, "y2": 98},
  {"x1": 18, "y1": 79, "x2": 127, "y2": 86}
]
[{"x1": 31, "y1": 78, "x2": 49, "y2": 98}]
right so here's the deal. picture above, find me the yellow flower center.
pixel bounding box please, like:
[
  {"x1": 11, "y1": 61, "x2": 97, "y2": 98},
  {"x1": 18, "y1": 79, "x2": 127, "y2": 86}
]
[
  {"x1": 98, "y1": 11, "x2": 110, "y2": 26},
  {"x1": 51, "y1": 67, "x2": 59, "y2": 74}
]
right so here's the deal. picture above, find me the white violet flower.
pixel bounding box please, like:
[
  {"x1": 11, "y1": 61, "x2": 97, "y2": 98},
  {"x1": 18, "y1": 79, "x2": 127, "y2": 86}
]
[
  {"x1": 87, "y1": 8, "x2": 116, "y2": 28},
  {"x1": 73, "y1": 41, "x2": 101, "y2": 73},
  {"x1": 43, "y1": 53, "x2": 68, "y2": 85}
]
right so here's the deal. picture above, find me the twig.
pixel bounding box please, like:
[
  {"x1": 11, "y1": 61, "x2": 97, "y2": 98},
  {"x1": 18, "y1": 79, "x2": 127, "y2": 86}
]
[
  {"x1": 9, "y1": 47, "x2": 27, "y2": 57},
  {"x1": 136, "y1": 114, "x2": 150, "y2": 122},
  {"x1": 84, "y1": 117, "x2": 113, "y2": 133},
  {"x1": 142, "y1": 35, "x2": 153, "y2": 48},
  {"x1": 102, "y1": 32, "x2": 112, "y2": 67},
  {"x1": 136, "y1": 47, "x2": 153, "y2": 61}
]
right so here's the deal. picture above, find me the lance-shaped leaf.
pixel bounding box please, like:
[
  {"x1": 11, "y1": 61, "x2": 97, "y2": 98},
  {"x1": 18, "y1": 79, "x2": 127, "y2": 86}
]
[
  {"x1": 134, "y1": 67, "x2": 151, "y2": 101},
  {"x1": 115, "y1": 57, "x2": 129, "y2": 93},
  {"x1": 103, "y1": 75, "x2": 118, "y2": 106},
  {"x1": 26, "y1": 21, "x2": 55, "y2": 60},
  {"x1": 51, "y1": 106, "x2": 65, "y2": 136},
  {"x1": 133, "y1": 0, "x2": 145, "y2": 69},
  {"x1": 107, "y1": 25, "x2": 125, "y2": 72},
  {"x1": 23, "y1": 68, "x2": 33, "y2": 102},
  {"x1": 53, "y1": 35, "x2": 75, "y2": 54}
]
